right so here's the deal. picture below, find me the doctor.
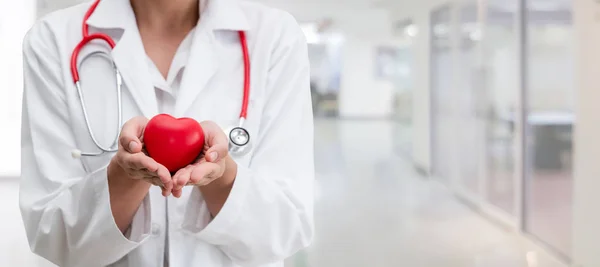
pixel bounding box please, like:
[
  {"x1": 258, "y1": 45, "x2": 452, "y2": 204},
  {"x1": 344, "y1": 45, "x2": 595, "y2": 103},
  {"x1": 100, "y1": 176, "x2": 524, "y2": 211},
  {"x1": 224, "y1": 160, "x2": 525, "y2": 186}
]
[{"x1": 19, "y1": 0, "x2": 314, "y2": 266}]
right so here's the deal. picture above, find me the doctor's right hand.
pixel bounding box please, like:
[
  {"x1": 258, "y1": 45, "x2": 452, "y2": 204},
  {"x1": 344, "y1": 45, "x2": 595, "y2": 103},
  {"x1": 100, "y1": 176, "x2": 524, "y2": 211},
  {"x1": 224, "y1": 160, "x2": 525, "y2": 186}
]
[{"x1": 108, "y1": 116, "x2": 174, "y2": 197}]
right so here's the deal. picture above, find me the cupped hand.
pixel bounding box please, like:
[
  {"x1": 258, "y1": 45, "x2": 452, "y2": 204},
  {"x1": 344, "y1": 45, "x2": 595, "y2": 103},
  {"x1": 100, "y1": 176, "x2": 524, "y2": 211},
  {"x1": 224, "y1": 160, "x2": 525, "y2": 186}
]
[
  {"x1": 171, "y1": 121, "x2": 229, "y2": 198},
  {"x1": 111, "y1": 116, "x2": 174, "y2": 196}
]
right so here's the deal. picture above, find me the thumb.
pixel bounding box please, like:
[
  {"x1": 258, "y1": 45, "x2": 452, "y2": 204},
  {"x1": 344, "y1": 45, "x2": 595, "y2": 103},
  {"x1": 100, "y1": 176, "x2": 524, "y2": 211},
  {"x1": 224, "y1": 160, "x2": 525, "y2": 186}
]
[
  {"x1": 200, "y1": 121, "x2": 229, "y2": 162},
  {"x1": 119, "y1": 116, "x2": 149, "y2": 153}
]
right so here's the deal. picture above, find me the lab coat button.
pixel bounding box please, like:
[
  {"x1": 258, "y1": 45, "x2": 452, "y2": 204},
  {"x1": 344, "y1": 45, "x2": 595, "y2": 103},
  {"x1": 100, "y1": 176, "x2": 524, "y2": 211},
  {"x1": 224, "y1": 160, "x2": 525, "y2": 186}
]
[{"x1": 151, "y1": 223, "x2": 160, "y2": 235}]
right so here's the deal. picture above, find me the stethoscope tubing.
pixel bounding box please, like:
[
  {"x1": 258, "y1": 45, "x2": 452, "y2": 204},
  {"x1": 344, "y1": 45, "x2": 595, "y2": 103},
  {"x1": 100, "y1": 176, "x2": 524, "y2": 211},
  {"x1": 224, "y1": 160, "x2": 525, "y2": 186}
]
[{"x1": 238, "y1": 31, "x2": 250, "y2": 121}]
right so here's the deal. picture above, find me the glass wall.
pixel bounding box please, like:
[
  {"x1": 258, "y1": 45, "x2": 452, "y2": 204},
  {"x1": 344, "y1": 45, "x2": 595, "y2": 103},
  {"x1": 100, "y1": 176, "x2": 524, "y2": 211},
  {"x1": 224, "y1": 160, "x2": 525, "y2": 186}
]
[
  {"x1": 430, "y1": 5, "x2": 455, "y2": 182},
  {"x1": 483, "y1": 0, "x2": 519, "y2": 215},
  {"x1": 451, "y1": 0, "x2": 520, "y2": 215},
  {"x1": 430, "y1": 0, "x2": 574, "y2": 259},
  {"x1": 456, "y1": 1, "x2": 483, "y2": 197},
  {"x1": 523, "y1": 0, "x2": 574, "y2": 256}
]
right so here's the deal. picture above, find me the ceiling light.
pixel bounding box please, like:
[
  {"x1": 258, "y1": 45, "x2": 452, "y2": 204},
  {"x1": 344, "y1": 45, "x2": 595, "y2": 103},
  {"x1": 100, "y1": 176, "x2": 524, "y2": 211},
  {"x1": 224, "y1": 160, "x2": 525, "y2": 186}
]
[{"x1": 405, "y1": 24, "x2": 418, "y2": 37}]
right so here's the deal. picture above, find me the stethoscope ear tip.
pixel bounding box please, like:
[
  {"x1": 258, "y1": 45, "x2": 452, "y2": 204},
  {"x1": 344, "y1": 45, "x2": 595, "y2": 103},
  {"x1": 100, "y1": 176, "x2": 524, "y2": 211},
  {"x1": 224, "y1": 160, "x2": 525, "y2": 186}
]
[{"x1": 71, "y1": 149, "x2": 83, "y2": 159}]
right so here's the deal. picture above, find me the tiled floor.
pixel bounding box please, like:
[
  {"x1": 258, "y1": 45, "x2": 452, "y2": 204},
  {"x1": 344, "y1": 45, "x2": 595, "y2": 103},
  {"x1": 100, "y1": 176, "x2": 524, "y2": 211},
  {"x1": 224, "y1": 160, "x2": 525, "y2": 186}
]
[{"x1": 0, "y1": 119, "x2": 567, "y2": 267}]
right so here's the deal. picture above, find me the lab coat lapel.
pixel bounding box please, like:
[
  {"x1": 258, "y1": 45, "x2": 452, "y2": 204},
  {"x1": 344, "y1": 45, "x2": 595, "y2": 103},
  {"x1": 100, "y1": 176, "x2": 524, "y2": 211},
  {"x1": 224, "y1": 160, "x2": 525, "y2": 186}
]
[
  {"x1": 111, "y1": 28, "x2": 159, "y2": 118},
  {"x1": 174, "y1": 0, "x2": 251, "y2": 117},
  {"x1": 86, "y1": 0, "x2": 158, "y2": 118},
  {"x1": 175, "y1": 26, "x2": 219, "y2": 117}
]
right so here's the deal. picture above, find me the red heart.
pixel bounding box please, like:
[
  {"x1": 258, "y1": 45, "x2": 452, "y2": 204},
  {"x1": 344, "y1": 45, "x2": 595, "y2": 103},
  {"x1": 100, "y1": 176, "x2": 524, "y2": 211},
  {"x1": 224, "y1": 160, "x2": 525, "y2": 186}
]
[{"x1": 143, "y1": 114, "x2": 205, "y2": 173}]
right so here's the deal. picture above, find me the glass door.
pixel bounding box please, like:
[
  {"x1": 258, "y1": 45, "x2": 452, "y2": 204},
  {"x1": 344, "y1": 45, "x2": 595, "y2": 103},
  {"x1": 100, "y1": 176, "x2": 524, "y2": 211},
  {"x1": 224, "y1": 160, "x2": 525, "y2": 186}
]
[
  {"x1": 454, "y1": 0, "x2": 520, "y2": 221},
  {"x1": 483, "y1": 0, "x2": 519, "y2": 216},
  {"x1": 523, "y1": 0, "x2": 574, "y2": 257}
]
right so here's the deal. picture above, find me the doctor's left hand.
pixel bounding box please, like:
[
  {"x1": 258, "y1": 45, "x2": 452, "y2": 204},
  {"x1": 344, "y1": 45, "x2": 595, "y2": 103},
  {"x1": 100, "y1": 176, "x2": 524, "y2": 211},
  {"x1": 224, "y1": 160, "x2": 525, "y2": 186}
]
[
  {"x1": 111, "y1": 116, "x2": 174, "y2": 196},
  {"x1": 171, "y1": 121, "x2": 234, "y2": 198}
]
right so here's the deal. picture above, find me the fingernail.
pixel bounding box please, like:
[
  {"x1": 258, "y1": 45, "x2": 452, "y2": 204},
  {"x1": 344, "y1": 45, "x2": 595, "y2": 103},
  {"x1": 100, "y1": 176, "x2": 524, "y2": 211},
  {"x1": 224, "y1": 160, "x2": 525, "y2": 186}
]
[
  {"x1": 210, "y1": 152, "x2": 218, "y2": 161},
  {"x1": 128, "y1": 141, "x2": 137, "y2": 152}
]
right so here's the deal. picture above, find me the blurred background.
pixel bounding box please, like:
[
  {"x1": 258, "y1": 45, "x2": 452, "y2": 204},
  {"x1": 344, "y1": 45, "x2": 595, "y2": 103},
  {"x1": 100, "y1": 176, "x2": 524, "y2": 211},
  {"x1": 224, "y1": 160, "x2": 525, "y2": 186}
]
[{"x1": 3, "y1": 0, "x2": 600, "y2": 266}]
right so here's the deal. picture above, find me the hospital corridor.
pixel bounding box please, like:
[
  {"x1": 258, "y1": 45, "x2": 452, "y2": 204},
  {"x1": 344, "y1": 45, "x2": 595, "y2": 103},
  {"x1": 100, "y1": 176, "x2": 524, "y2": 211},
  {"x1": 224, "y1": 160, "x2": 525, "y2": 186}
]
[
  {"x1": 0, "y1": 119, "x2": 568, "y2": 267},
  {"x1": 286, "y1": 120, "x2": 565, "y2": 267},
  {"x1": 2, "y1": 0, "x2": 600, "y2": 266}
]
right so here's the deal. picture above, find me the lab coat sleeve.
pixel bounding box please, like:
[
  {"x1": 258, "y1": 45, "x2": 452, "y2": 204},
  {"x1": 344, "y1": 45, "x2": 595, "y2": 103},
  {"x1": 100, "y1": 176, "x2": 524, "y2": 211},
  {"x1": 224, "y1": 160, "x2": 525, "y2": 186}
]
[
  {"x1": 181, "y1": 13, "x2": 315, "y2": 265},
  {"x1": 19, "y1": 22, "x2": 151, "y2": 267}
]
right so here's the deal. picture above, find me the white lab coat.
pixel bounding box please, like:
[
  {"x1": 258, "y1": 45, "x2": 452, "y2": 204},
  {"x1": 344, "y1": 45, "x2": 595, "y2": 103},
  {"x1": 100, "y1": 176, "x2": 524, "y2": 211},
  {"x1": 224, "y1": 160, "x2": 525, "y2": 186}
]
[{"x1": 19, "y1": 0, "x2": 314, "y2": 266}]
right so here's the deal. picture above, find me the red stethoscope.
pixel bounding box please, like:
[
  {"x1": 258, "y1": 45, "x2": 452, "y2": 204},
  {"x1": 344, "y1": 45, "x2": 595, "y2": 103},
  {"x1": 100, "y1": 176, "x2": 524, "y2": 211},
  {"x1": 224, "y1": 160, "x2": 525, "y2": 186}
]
[{"x1": 70, "y1": 0, "x2": 252, "y2": 159}]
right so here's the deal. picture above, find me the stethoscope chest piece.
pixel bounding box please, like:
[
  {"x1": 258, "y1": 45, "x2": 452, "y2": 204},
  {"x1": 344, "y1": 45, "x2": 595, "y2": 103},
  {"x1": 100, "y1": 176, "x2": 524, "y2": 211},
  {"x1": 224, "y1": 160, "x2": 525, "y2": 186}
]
[{"x1": 226, "y1": 126, "x2": 252, "y2": 157}]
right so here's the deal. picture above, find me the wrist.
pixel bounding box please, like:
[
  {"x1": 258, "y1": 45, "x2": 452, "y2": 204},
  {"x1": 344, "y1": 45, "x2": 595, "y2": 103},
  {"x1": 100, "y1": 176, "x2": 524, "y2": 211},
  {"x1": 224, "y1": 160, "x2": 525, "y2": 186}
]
[
  {"x1": 107, "y1": 158, "x2": 123, "y2": 180},
  {"x1": 218, "y1": 156, "x2": 238, "y2": 188},
  {"x1": 107, "y1": 158, "x2": 150, "y2": 194},
  {"x1": 198, "y1": 156, "x2": 237, "y2": 217},
  {"x1": 221, "y1": 156, "x2": 237, "y2": 184},
  {"x1": 107, "y1": 158, "x2": 150, "y2": 233}
]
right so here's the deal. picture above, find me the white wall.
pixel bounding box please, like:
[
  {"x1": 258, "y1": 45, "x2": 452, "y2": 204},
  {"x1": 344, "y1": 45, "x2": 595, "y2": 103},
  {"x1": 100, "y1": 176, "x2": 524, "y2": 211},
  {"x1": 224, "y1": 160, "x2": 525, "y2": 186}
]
[
  {"x1": 572, "y1": 0, "x2": 600, "y2": 265},
  {"x1": 334, "y1": 9, "x2": 400, "y2": 118},
  {"x1": 337, "y1": 38, "x2": 397, "y2": 118},
  {"x1": 0, "y1": 0, "x2": 36, "y2": 176}
]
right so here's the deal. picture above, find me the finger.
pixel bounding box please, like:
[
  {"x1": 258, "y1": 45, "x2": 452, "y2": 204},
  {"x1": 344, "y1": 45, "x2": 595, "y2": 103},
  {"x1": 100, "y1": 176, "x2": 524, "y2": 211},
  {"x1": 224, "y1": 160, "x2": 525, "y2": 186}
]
[
  {"x1": 142, "y1": 176, "x2": 163, "y2": 186},
  {"x1": 172, "y1": 188, "x2": 183, "y2": 198},
  {"x1": 173, "y1": 165, "x2": 194, "y2": 190},
  {"x1": 140, "y1": 170, "x2": 159, "y2": 178},
  {"x1": 123, "y1": 152, "x2": 159, "y2": 171},
  {"x1": 190, "y1": 162, "x2": 220, "y2": 186},
  {"x1": 156, "y1": 165, "x2": 173, "y2": 197},
  {"x1": 172, "y1": 165, "x2": 193, "y2": 199},
  {"x1": 142, "y1": 177, "x2": 170, "y2": 197},
  {"x1": 200, "y1": 121, "x2": 229, "y2": 162},
  {"x1": 119, "y1": 116, "x2": 149, "y2": 153},
  {"x1": 205, "y1": 143, "x2": 228, "y2": 163}
]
